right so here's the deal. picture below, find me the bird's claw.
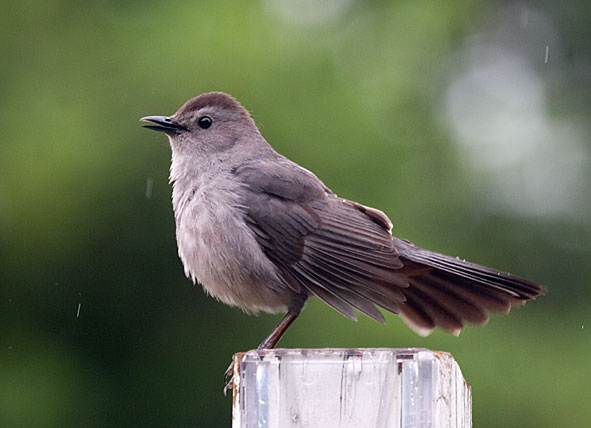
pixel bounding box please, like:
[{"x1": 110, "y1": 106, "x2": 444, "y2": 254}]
[{"x1": 223, "y1": 359, "x2": 235, "y2": 396}]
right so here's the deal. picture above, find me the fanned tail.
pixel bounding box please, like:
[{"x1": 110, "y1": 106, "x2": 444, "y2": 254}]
[{"x1": 392, "y1": 238, "x2": 546, "y2": 336}]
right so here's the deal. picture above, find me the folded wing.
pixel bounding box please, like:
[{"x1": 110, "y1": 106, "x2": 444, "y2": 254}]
[{"x1": 234, "y1": 160, "x2": 546, "y2": 335}]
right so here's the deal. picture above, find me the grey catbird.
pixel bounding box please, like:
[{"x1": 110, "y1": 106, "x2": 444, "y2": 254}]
[{"x1": 141, "y1": 91, "x2": 545, "y2": 349}]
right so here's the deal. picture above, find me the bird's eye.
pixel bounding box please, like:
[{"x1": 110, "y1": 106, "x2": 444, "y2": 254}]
[{"x1": 198, "y1": 116, "x2": 213, "y2": 129}]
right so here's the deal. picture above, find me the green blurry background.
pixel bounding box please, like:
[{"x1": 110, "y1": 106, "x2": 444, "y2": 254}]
[{"x1": 1, "y1": 0, "x2": 589, "y2": 426}]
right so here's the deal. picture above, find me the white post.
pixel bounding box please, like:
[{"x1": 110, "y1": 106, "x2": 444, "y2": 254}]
[{"x1": 232, "y1": 348, "x2": 471, "y2": 428}]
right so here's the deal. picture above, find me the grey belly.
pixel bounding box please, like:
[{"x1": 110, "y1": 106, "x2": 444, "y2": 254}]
[{"x1": 175, "y1": 195, "x2": 290, "y2": 314}]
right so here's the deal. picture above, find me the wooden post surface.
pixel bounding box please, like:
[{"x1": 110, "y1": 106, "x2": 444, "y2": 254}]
[{"x1": 232, "y1": 348, "x2": 471, "y2": 428}]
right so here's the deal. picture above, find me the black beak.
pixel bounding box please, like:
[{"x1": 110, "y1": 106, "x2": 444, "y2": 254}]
[{"x1": 140, "y1": 116, "x2": 187, "y2": 134}]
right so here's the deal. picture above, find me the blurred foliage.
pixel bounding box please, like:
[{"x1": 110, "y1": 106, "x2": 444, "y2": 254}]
[{"x1": 1, "y1": 0, "x2": 589, "y2": 427}]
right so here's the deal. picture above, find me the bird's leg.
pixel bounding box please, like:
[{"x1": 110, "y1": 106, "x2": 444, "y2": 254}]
[
  {"x1": 223, "y1": 297, "x2": 306, "y2": 394},
  {"x1": 257, "y1": 299, "x2": 305, "y2": 349}
]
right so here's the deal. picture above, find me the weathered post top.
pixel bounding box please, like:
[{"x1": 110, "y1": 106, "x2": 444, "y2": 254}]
[{"x1": 232, "y1": 348, "x2": 471, "y2": 428}]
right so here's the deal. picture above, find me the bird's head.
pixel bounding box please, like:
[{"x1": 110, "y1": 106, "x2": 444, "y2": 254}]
[{"x1": 141, "y1": 92, "x2": 261, "y2": 157}]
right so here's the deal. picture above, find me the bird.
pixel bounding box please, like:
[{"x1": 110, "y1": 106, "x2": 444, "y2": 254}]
[{"x1": 140, "y1": 91, "x2": 545, "y2": 351}]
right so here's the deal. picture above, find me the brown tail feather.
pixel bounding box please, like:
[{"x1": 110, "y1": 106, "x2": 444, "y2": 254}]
[{"x1": 393, "y1": 237, "x2": 546, "y2": 335}]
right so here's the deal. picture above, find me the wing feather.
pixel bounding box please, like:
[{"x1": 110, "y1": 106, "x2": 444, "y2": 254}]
[{"x1": 233, "y1": 160, "x2": 545, "y2": 336}]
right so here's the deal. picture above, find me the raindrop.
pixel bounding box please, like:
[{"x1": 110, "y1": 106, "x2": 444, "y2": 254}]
[
  {"x1": 544, "y1": 45, "x2": 549, "y2": 63},
  {"x1": 146, "y1": 177, "x2": 154, "y2": 199},
  {"x1": 76, "y1": 303, "x2": 82, "y2": 318}
]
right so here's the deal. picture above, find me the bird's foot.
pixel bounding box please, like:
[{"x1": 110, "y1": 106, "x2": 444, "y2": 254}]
[{"x1": 223, "y1": 358, "x2": 236, "y2": 396}]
